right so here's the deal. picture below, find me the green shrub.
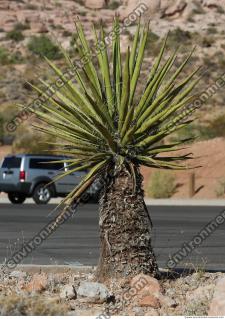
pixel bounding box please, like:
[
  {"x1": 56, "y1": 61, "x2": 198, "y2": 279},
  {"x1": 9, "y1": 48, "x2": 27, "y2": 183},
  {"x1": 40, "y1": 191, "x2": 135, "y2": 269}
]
[
  {"x1": 192, "y1": 7, "x2": 205, "y2": 14},
  {"x1": 25, "y1": 4, "x2": 38, "y2": 10},
  {"x1": 14, "y1": 22, "x2": 30, "y2": 31},
  {"x1": 187, "y1": 17, "x2": 195, "y2": 23},
  {"x1": 217, "y1": 5, "x2": 225, "y2": 14},
  {"x1": 168, "y1": 28, "x2": 193, "y2": 46},
  {"x1": 207, "y1": 114, "x2": 225, "y2": 138},
  {"x1": 145, "y1": 31, "x2": 160, "y2": 56},
  {"x1": 27, "y1": 35, "x2": 62, "y2": 60},
  {"x1": 51, "y1": 24, "x2": 64, "y2": 30},
  {"x1": 79, "y1": 10, "x2": 87, "y2": 16},
  {"x1": 6, "y1": 30, "x2": 24, "y2": 42},
  {"x1": 54, "y1": 0, "x2": 62, "y2": 7},
  {"x1": 201, "y1": 36, "x2": 215, "y2": 48},
  {"x1": 215, "y1": 179, "x2": 225, "y2": 197},
  {"x1": 62, "y1": 30, "x2": 72, "y2": 37},
  {"x1": 169, "y1": 118, "x2": 225, "y2": 143},
  {"x1": 0, "y1": 47, "x2": 9, "y2": 64},
  {"x1": 207, "y1": 27, "x2": 217, "y2": 34},
  {"x1": 106, "y1": 1, "x2": 121, "y2": 9},
  {"x1": 147, "y1": 170, "x2": 176, "y2": 198},
  {"x1": 75, "y1": 0, "x2": 84, "y2": 5},
  {"x1": 0, "y1": 47, "x2": 22, "y2": 64},
  {"x1": 147, "y1": 31, "x2": 160, "y2": 43}
]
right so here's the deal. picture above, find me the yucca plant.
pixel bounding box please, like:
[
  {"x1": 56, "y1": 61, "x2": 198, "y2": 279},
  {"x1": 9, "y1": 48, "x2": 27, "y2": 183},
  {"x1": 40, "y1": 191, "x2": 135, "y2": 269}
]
[{"x1": 31, "y1": 18, "x2": 201, "y2": 280}]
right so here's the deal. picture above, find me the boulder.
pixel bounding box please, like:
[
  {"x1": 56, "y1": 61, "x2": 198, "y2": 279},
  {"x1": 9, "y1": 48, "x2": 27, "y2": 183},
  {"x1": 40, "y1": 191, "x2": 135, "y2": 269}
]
[
  {"x1": 129, "y1": 273, "x2": 176, "y2": 309},
  {"x1": 208, "y1": 277, "x2": 225, "y2": 315},
  {"x1": 24, "y1": 273, "x2": 48, "y2": 293},
  {"x1": 145, "y1": 308, "x2": 160, "y2": 315},
  {"x1": 139, "y1": 295, "x2": 161, "y2": 308},
  {"x1": 159, "y1": 295, "x2": 177, "y2": 308},
  {"x1": 77, "y1": 282, "x2": 110, "y2": 303},
  {"x1": 60, "y1": 284, "x2": 77, "y2": 300},
  {"x1": 186, "y1": 284, "x2": 214, "y2": 302},
  {"x1": 130, "y1": 274, "x2": 161, "y2": 298}
]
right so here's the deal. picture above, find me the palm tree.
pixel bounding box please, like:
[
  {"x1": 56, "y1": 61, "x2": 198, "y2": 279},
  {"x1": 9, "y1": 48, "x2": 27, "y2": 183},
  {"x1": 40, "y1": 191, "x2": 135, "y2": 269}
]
[{"x1": 32, "y1": 18, "x2": 200, "y2": 281}]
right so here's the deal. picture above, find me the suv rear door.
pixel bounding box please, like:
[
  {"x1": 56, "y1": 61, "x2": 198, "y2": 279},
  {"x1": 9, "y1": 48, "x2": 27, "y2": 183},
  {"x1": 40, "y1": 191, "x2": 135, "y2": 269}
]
[
  {"x1": 28, "y1": 156, "x2": 65, "y2": 186},
  {"x1": 58, "y1": 163, "x2": 87, "y2": 193},
  {"x1": 27, "y1": 156, "x2": 87, "y2": 195},
  {"x1": 0, "y1": 156, "x2": 22, "y2": 186}
]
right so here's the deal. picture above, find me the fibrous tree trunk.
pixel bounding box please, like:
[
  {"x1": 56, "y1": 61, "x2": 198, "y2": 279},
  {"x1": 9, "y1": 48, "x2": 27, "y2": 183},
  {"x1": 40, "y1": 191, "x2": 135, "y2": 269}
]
[{"x1": 96, "y1": 164, "x2": 159, "y2": 281}]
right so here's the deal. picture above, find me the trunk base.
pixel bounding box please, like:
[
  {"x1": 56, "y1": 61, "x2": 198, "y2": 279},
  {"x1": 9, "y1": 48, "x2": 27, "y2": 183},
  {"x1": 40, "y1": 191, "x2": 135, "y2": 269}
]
[{"x1": 96, "y1": 165, "x2": 159, "y2": 282}]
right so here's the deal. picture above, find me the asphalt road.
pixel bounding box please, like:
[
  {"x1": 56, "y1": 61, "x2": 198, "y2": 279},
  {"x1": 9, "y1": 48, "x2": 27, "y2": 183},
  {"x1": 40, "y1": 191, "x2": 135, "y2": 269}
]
[{"x1": 0, "y1": 203, "x2": 225, "y2": 271}]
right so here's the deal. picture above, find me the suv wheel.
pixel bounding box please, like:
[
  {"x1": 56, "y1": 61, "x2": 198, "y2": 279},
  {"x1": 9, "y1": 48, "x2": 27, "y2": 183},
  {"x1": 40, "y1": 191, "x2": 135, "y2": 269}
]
[
  {"x1": 8, "y1": 193, "x2": 26, "y2": 204},
  {"x1": 33, "y1": 183, "x2": 52, "y2": 204}
]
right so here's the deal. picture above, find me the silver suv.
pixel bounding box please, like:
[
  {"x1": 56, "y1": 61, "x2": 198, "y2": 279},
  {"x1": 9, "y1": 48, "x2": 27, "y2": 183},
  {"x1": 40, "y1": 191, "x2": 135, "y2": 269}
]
[{"x1": 0, "y1": 154, "x2": 101, "y2": 204}]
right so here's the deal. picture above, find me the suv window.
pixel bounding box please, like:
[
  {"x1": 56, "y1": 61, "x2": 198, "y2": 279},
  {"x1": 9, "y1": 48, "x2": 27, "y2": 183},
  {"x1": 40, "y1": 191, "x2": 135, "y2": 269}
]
[
  {"x1": 29, "y1": 158, "x2": 64, "y2": 171},
  {"x1": 2, "y1": 157, "x2": 21, "y2": 169}
]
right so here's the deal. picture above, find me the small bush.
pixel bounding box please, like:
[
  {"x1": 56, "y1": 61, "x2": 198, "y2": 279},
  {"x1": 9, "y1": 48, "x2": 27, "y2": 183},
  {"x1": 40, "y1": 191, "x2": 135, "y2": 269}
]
[
  {"x1": 51, "y1": 24, "x2": 64, "y2": 30},
  {"x1": 6, "y1": 30, "x2": 24, "y2": 42},
  {"x1": 207, "y1": 26, "x2": 217, "y2": 34},
  {"x1": 187, "y1": 16, "x2": 195, "y2": 23},
  {"x1": 54, "y1": 0, "x2": 62, "y2": 7},
  {"x1": 169, "y1": 118, "x2": 225, "y2": 143},
  {"x1": 168, "y1": 28, "x2": 193, "y2": 46},
  {"x1": 217, "y1": 5, "x2": 225, "y2": 14},
  {"x1": 192, "y1": 7, "x2": 205, "y2": 14},
  {"x1": 79, "y1": 10, "x2": 87, "y2": 16},
  {"x1": 75, "y1": 0, "x2": 84, "y2": 5},
  {"x1": 62, "y1": 30, "x2": 72, "y2": 37},
  {"x1": 148, "y1": 31, "x2": 160, "y2": 43},
  {"x1": 106, "y1": 0, "x2": 121, "y2": 10},
  {"x1": 0, "y1": 47, "x2": 22, "y2": 64},
  {"x1": 25, "y1": 4, "x2": 38, "y2": 9},
  {"x1": 147, "y1": 170, "x2": 176, "y2": 198},
  {"x1": 201, "y1": 36, "x2": 215, "y2": 48},
  {"x1": 14, "y1": 22, "x2": 30, "y2": 31},
  {"x1": 145, "y1": 31, "x2": 160, "y2": 56},
  {"x1": 27, "y1": 35, "x2": 62, "y2": 60},
  {"x1": 215, "y1": 179, "x2": 225, "y2": 197},
  {"x1": 207, "y1": 114, "x2": 225, "y2": 138},
  {"x1": 0, "y1": 294, "x2": 68, "y2": 315},
  {"x1": 0, "y1": 47, "x2": 9, "y2": 64},
  {"x1": 164, "y1": 28, "x2": 201, "y2": 54}
]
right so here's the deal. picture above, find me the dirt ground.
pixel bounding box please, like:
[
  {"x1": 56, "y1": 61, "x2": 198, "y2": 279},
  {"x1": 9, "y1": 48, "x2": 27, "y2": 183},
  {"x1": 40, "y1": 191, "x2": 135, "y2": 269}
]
[{"x1": 141, "y1": 137, "x2": 225, "y2": 199}]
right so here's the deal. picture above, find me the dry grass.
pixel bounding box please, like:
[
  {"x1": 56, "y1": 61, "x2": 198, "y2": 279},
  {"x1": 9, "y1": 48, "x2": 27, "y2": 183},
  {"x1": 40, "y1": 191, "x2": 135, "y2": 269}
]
[{"x1": 0, "y1": 294, "x2": 68, "y2": 315}]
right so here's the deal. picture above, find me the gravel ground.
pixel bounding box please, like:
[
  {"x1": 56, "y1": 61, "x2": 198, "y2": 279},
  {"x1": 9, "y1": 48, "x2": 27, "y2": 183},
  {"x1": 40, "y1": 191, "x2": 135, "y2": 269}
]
[{"x1": 0, "y1": 267, "x2": 223, "y2": 316}]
